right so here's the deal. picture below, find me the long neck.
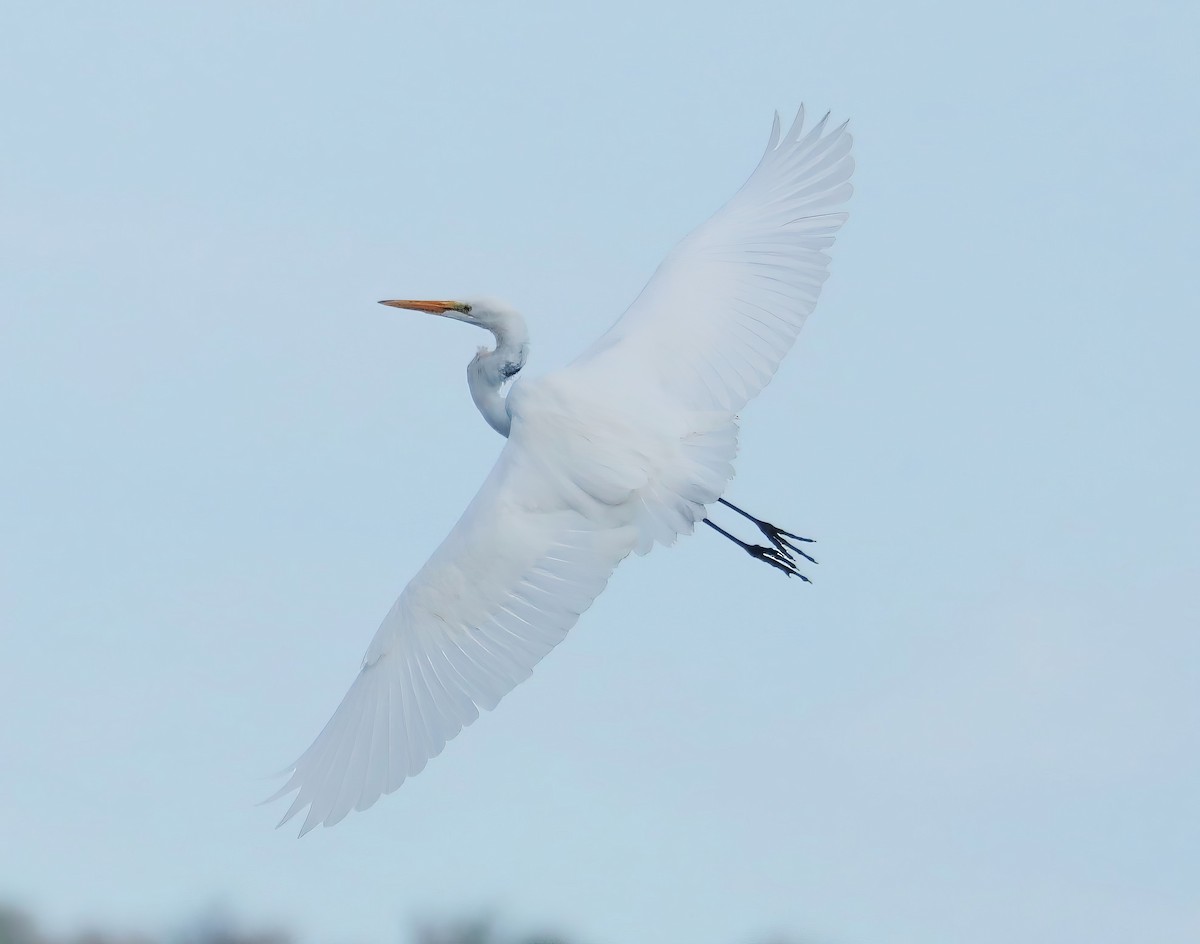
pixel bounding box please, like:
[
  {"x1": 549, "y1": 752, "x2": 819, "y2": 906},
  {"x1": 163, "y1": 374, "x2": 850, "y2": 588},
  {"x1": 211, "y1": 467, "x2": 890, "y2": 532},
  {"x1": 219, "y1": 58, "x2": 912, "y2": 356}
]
[{"x1": 467, "y1": 320, "x2": 529, "y2": 437}]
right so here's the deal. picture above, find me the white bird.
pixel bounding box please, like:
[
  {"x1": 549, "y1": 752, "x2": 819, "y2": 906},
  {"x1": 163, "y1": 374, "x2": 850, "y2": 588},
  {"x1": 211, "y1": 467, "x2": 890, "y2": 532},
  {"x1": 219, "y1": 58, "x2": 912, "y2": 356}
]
[{"x1": 270, "y1": 106, "x2": 854, "y2": 835}]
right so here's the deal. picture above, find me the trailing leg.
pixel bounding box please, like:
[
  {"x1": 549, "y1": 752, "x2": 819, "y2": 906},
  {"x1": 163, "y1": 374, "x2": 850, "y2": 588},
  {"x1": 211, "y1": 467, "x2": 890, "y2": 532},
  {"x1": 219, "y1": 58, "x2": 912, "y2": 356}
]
[
  {"x1": 717, "y1": 498, "x2": 818, "y2": 565},
  {"x1": 702, "y1": 518, "x2": 812, "y2": 582}
]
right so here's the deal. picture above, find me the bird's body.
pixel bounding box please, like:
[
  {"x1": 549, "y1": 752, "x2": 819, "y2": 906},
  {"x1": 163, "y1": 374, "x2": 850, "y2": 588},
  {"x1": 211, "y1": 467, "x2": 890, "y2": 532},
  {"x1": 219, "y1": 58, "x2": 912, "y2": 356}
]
[{"x1": 271, "y1": 106, "x2": 854, "y2": 834}]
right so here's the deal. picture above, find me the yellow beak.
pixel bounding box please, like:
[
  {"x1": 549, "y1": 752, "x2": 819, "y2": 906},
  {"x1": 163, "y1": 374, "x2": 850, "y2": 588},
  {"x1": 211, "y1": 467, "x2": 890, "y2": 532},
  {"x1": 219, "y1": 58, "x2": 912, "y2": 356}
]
[{"x1": 378, "y1": 299, "x2": 465, "y2": 315}]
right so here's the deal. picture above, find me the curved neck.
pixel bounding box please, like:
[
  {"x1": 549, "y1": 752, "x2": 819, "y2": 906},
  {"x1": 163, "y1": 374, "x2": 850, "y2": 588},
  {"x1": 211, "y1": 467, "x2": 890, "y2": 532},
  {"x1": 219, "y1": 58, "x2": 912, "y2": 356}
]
[{"x1": 467, "y1": 320, "x2": 529, "y2": 437}]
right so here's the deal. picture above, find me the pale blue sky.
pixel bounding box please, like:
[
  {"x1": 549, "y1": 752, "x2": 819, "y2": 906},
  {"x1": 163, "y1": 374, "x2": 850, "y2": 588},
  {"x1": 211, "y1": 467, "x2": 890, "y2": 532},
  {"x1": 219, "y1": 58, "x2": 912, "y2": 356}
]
[{"x1": 2, "y1": 2, "x2": 1198, "y2": 943}]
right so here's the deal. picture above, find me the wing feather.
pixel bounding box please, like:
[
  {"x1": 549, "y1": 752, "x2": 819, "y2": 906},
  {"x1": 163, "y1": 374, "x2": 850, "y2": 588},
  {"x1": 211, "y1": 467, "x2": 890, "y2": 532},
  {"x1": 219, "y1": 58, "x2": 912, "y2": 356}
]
[
  {"x1": 271, "y1": 417, "x2": 638, "y2": 835},
  {"x1": 570, "y1": 107, "x2": 852, "y2": 414}
]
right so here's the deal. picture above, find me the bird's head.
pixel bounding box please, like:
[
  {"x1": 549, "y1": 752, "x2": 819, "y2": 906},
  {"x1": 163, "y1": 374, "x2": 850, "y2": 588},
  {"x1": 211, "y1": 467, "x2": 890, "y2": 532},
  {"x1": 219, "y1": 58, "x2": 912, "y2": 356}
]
[{"x1": 379, "y1": 296, "x2": 529, "y2": 437}]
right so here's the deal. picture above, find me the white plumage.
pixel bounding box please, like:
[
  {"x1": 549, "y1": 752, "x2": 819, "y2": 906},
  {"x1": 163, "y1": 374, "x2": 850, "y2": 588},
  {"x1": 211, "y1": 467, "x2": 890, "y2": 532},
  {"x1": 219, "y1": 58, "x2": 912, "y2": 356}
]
[{"x1": 270, "y1": 105, "x2": 854, "y2": 835}]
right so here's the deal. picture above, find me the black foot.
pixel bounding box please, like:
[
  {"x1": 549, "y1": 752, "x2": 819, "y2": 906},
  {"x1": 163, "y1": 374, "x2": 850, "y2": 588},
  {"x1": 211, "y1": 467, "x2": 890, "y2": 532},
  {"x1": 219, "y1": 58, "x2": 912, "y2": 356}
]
[
  {"x1": 745, "y1": 541, "x2": 813, "y2": 582},
  {"x1": 718, "y1": 498, "x2": 818, "y2": 565},
  {"x1": 703, "y1": 518, "x2": 813, "y2": 582}
]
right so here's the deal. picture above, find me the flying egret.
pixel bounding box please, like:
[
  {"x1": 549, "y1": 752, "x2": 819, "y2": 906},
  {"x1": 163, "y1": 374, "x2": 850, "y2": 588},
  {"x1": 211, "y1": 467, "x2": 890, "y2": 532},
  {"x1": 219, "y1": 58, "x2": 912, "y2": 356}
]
[{"x1": 270, "y1": 106, "x2": 854, "y2": 835}]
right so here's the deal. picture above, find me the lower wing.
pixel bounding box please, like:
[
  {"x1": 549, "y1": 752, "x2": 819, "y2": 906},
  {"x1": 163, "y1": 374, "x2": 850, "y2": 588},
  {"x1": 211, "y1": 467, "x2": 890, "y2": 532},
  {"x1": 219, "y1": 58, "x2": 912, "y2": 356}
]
[{"x1": 270, "y1": 424, "x2": 638, "y2": 835}]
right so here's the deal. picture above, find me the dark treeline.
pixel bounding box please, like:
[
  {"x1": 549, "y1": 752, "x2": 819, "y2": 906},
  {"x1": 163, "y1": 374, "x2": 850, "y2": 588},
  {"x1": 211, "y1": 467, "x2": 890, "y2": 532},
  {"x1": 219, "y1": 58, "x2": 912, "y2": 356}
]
[
  {"x1": 0, "y1": 909, "x2": 550, "y2": 944},
  {"x1": 0, "y1": 908, "x2": 550, "y2": 944},
  {"x1": 0, "y1": 906, "x2": 812, "y2": 944}
]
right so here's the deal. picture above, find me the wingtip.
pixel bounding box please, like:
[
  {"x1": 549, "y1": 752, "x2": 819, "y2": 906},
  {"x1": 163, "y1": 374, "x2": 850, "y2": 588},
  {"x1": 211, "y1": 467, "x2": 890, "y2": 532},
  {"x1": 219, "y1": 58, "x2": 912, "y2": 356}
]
[
  {"x1": 784, "y1": 103, "x2": 807, "y2": 144},
  {"x1": 766, "y1": 111, "x2": 782, "y2": 151},
  {"x1": 273, "y1": 801, "x2": 320, "y2": 838}
]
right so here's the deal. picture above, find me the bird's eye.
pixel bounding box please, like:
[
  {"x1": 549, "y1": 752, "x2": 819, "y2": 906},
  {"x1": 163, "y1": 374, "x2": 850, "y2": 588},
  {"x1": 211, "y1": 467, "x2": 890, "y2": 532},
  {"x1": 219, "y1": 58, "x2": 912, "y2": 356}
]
[{"x1": 460, "y1": 303, "x2": 473, "y2": 314}]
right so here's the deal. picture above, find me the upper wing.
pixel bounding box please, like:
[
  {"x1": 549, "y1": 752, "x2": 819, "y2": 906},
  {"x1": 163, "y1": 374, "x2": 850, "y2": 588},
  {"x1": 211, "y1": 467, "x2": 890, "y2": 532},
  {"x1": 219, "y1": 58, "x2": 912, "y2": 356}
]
[
  {"x1": 570, "y1": 106, "x2": 854, "y2": 413},
  {"x1": 270, "y1": 414, "x2": 638, "y2": 836}
]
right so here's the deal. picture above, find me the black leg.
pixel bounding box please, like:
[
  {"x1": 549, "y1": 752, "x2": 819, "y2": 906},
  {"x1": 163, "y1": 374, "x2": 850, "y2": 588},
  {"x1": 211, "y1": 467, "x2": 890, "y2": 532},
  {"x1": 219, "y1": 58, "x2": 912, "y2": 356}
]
[
  {"x1": 717, "y1": 498, "x2": 819, "y2": 565},
  {"x1": 703, "y1": 518, "x2": 812, "y2": 582}
]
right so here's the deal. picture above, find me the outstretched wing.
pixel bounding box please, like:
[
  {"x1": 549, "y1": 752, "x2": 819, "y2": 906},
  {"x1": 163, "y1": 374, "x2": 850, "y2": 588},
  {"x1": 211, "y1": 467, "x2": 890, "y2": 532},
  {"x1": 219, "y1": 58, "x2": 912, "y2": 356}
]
[
  {"x1": 270, "y1": 413, "x2": 638, "y2": 835},
  {"x1": 570, "y1": 106, "x2": 854, "y2": 413}
]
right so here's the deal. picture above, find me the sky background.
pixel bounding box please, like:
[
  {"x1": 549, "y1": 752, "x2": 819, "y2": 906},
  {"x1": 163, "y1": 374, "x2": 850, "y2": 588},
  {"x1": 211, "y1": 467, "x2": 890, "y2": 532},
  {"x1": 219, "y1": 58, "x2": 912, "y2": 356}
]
[{"x1": 2, "y1": 1, "x2": 1198, "y2": 943}]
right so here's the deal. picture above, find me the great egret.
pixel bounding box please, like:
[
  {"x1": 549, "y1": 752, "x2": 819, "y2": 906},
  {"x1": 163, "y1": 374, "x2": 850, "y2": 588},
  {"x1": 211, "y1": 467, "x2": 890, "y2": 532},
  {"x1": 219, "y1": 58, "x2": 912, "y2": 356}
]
[{"x1": 270, "y1": 106, "x2": 854, "y2": 835}]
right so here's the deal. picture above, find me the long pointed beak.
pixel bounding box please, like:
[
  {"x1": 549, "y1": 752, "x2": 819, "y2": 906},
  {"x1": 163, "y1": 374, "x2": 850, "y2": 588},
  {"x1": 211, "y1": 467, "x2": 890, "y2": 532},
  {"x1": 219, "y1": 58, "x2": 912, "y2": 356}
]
[{"x1": 378, "y1": 299, "x2": 464, "y2": 315}]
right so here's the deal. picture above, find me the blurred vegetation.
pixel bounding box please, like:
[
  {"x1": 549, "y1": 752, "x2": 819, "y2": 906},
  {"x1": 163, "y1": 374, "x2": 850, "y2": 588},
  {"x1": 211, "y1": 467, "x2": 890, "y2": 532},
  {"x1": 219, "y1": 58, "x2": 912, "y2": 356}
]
[
  {"x1": 0, "y1": 904, "x2": 281, "y2": 944},
  {"x1": 0, "y1": 905, "x2": 811, "y2": 944},
  {"x1": 0, "y1": 908, "x2": 568, "y2": 944}
]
